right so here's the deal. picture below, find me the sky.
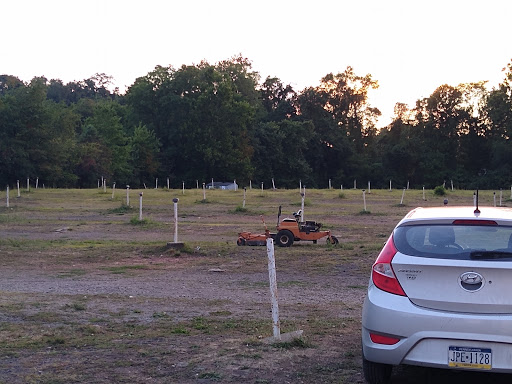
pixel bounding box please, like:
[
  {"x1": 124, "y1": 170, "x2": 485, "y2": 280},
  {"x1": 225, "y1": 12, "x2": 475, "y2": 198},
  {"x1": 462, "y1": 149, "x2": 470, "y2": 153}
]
[{"x1": 3, "y1": 0, "x2": 511, "y2": 127}]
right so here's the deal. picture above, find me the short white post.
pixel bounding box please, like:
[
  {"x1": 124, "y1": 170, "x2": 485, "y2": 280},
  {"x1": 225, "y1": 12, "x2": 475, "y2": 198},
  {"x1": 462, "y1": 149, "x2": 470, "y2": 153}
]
[
  {"x1": 6, "y1": 186, "x2": 9, "y2": 208},
  {"x1": 473, "y1": 192, "x2": 477, "y2": 207},
  {"x1": 354, "y1": 179, "x2": 356, "y2": 189},
  {"x1": 17, "y1": 180, "x2": 20, "y2": 197},
  {"x1": 167, "y1": 177, "x2": 170, "y2": 190},
  {"x1": 266, "y1": 237, "x2": 281, "y2": 340},
  {"x1": 36, "y1": 177, "x2": 39, "y2": 189},
  {"x1": 329, "y1": 179, "x2": 332, "y2": 190},
  {"x1": 27, "y1": 178, "x2": 30, "y2": 192},
  {"x1": 103, "y1": 179, "x2": 107, "y2": 193},
  {"x1": 139, "y1": 192, "x2": 143, "y2": 220},
  {"x1": 362, "y1": 189, "x2": 367, "y2": 211},
  {"x1": 389, "y1": 179, "x2": 392, "y2": 191},
  {"x1": 400, "y1": 188, "x2": 406, "y2": 205},
  {"x1": 303, "y1": 185, "x2": 306, "y2": 197},
  {"x1": 196, "y1": 180, "x2": 199, "y2": 189},
  {"x1": 126, "y1": 185, "x2": 130, "y2": 206},
  {"x1": 272, "y1": 178, "x2": 275, "y2": 190},
  {"x1": 451, "y1": 180, "x2": 454, "y2": 191},
  {"x1": 182, "y1": 181, "x2": 185, "y2": 195},
  {"x1": 368, "y1": 181, "x2": 371, "y2": 194},
  {"x1": 261, "y1": 182, "x2": 264, "y2": 192},
  {"x1": 423, "y1": 186, "x2": 426, "y2": 201},
  {"x1": 250, "y1": 180, "x2": 252, "y2": 190},
  {"x1": 407, "y1": 180, "x2": 410, "y2": 190},
  {"x1": 112, "y1": 182, "x2": 116, "y2": 199},
  {"x1": 300, "y1": 192, "x2": 305, "y2": 222},
  {"x1": 299, "y1": 180, "x2": 302, "y2": 193},
  {"x1": 202, "y1": 183, "x2": 206, "y2": 200},
  {"x1": 98, "y1": 179, "x2": 100, "y2": 188},
  {"x1": 243, "y1": 187, "x2": 246, "y2": 208},
  {"x1": 234, "y1": 179, "x2": 237, "y2": 191},
  {"x1": 341, "y1": 185, "x2": 343, "y2": 190},
  {"x1": 143, "y1": 183, "x2": 147, "y2": 189},
  {"x1": 211, "y1": 178, "x2": 214, "y2": 189},
  {"x1": 155, "y1": 178, "x2": 158, "y2": 189},
  {"x1": 173, "y1": 198, "x2": 179, "y2": 243}
]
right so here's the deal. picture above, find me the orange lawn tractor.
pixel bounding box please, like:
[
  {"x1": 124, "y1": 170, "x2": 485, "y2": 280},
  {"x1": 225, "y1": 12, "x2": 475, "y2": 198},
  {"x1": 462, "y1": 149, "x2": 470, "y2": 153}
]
[{"x1": 237, "y1": 206, "x2": 339, "y2": 247}]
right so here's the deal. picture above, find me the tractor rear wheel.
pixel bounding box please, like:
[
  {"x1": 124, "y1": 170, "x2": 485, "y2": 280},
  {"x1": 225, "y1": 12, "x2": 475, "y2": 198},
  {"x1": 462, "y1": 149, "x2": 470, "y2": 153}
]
[{"x1": 275, "y1": 230, "x2": 294, "y2": 247}]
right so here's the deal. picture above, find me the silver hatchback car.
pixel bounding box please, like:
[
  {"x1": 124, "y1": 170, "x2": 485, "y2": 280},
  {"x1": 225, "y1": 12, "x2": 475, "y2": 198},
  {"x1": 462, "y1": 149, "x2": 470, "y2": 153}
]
[{"x1": 362, "y1": 206, "x2": 512, "y2": 383}]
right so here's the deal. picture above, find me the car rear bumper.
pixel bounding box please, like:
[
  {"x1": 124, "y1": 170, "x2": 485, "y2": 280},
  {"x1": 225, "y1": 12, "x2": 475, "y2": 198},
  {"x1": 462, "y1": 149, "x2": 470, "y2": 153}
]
[{"x1": 362, "y1": 284, "x2": 512, "y2": 372}]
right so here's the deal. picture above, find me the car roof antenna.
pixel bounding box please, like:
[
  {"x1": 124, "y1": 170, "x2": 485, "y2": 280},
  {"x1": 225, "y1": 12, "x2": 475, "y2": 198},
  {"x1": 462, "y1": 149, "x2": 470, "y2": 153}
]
[{"x1": 474, "y1": 189, "x2": 480, "y2": 214}]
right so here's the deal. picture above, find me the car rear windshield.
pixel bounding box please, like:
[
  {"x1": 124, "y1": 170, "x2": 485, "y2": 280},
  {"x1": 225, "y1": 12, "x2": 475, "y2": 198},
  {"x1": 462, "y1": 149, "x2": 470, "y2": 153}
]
[{"x1": 393, "y1": 224, "x2": 512, "y2": 260}]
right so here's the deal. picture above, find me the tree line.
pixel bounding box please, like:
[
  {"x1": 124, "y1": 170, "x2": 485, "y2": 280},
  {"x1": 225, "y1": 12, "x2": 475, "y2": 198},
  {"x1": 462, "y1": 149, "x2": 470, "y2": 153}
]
[{"x1": 1, "y1": 56, "x2": 511, "y2": 190}]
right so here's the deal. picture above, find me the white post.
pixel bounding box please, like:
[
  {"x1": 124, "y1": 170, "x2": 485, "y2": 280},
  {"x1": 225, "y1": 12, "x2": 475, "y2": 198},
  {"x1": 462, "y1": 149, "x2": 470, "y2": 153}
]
[
  {"x1": 234, "y1": 179, "x2": 237, "y2": 191},
  {"x1": 363, "y1": 189, "x2": 367, "y2": 211},
  {"x1": 329, "y1": 179, "x2": 332, "y2": 190},
  {"x1": 17, "y1": 180, "x2": 20, "y2": 197},
  {"x1": 112, "y1": 182, "x2": 116, "y2": 199},
  {"x1": 493, "y1": 192, "x2": 496, "y2": 207},
  {"x1": 473, "y1": 192, "x2": 477, "y2": 207},
  {"x1": 407, "y1": 180, "x2": 410, "y2": 190},
  {"x1": 354, "y1": 179, "x2": 356, "y2": 189},
  {"x1": 211, "y1": 178, "x2": 214, "y2": 189},
  {"x1": 6, "y1": 186, "x2": 9, "y2": 208},
  {"x1": 98, "y1": 179, "x2": 100, "y2": 188},
  {"x1": 173, "y1": 198, "x2": 179, "y2": 243},
  {"x1": 139, "y1": 192, "x2": 143, "y2": 220},
  {"x1": 103, "y1": 179, "x2": 107, "y2": 193},
  {"x1": 341, "y1": 185, "x2": 343, "y2": 190},
  {"x1": 196, "y1": 180, "x2": 199, "y2": 189},
  {"x1": 250, "y1": 180, "x2": 252, "y2": 190},
  {"x1": 261, "y1": 182, "x2": 264, "y2": 192},
  {"x1": 303, "y1": 185, "x2": 306, "y2": 197},
  {"x1": 389, "y1": 179, "x2": 392, "y2": 191},
  {"x1": 27, "y1": 178, "x2": 30, "y2": 192},
  {"x1": 272, "y1": 178, "x2": 275, "y2": 190},
  {"x1": 299, "y1": 180, "x2": 302, "y2": 193},
  {"x1": 182, "y1": 181, "x2": 185, "y2": 195},
  {"x1": 36, "y1": 177, "x2": 39, "y2": 189},
  {"x1": 266, "y1": 237, "x2": 281, "y2": 340},
  {"x1": 400, "y1": 188, "x2": 406, "y2": 205},
  {"x1": 202, "y1": 183, "x2": 206, "y2": 200},
  {"x1": 368, "y1": 181, "x2": 371, "y2": 194},
  {"x1": 126, "y1": 185, "x2": 130, "y2": 206},
  {"x1": 451, "y1": 180, "x2": 454, "y2": 191},
  {"x1": 300, "y1": 192, "x2": 305, "y2": 222},
  {"x1": 423, "y1": 186, "x2": 426, "y2": 201},
  {"x1": 155, "y1": 178, "x2": 158, "y2": 189},
  {"x1": 243, "y1": 187, "x2": 246, "y2": 208},
  {"x1": 167, "y1": 177, "x2": 170, "y2": 190},
  {"x1": 143, "y1": 183, "x2": 147, "y2": 189}
]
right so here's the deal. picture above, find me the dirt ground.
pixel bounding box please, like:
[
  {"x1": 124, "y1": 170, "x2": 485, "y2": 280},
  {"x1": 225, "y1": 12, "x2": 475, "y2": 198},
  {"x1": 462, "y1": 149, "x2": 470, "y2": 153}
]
[{"x1": 0, "y1": 188, "x2": 510, "y2": 383}]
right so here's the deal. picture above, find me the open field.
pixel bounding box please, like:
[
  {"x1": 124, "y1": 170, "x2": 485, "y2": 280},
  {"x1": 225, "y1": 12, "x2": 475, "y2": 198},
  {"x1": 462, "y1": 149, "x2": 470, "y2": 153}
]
[{"x1": 0, "y1": 187, "x2": 511, "y2": 383}]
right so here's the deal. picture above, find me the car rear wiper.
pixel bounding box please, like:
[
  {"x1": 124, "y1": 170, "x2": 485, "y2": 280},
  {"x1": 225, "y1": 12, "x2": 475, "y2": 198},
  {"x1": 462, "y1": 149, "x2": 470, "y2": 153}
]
[{"x1": 470, "y1": 250, "x2": 512, "y2": 260}]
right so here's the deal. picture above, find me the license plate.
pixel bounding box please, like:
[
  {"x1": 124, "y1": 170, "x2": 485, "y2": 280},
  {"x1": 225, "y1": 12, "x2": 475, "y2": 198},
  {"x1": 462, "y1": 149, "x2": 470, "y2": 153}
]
[{"x1": 448, "y1": 346, "x2": 492, "y2": 370}]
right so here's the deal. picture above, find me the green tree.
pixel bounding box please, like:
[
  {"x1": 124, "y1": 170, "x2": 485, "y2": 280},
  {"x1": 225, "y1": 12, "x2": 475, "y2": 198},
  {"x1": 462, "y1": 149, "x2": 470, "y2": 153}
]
[{"x1": 130, "y1": 124, "x2": 161, "y2": 186}]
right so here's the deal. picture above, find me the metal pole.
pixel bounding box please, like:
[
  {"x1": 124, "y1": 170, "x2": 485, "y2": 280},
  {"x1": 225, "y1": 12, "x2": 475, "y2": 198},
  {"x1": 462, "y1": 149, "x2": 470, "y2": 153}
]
[
  {"x1": 126, "y1": 185, "x2": 130, "y2": 206},
  {"x1": 17, "y1": 180, "x2": 20, "y2": 197},
  {"x1": 173, "y1": 198, "x2": 179, "y2": 243},
  {"x1": 139, "y1": 192, "x2": 143, "y2": 220},
  {"x1": 266, "y1": 237, "x2": 281, "y2": 340},
  {"x1": 202, "y1": 183, "x2": 206, "y2": 200},
  {"x1": 300, "y1": 192, "x2": 305, "y2": 222},
  {"x1": 400, "y1": 188, "x2": 406, "y2": 205},
  {"x1": 363, "y1": 189, "x2": 367, "y2": 211}
]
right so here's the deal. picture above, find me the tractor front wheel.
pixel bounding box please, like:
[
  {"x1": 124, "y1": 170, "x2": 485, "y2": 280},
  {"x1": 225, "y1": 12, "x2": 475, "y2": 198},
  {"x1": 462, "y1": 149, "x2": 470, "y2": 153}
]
[
  {"x1": 275, "y1": 230, "x2": 294, "y2": 247},
  {"x1": 327, "y1": 235, "x2": 339, "y2": 245}
]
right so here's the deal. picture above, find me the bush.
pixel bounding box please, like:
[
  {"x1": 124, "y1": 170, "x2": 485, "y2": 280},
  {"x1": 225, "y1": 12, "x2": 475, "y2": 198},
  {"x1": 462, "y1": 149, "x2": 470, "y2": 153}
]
[{"x1": 433, "y1": 186, "x2": 447, "y2": 196}]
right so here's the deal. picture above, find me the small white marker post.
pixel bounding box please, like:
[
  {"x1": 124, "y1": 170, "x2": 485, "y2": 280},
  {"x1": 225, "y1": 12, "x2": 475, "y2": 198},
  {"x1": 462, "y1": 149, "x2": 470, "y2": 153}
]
[
  {"x1": 126, "y1": 185, "x2": 130, "y2": 206},
  {"x1": 423, "y1": 186, "x2": 426, "y2": 201},
  {"x1": 103, "y1": 179, "x2": 107, "y2": 193},
  {"x1": 354, "y1": 179, "x2": 356, "y2": 189},
  {"x1": 173, "y1": 198, "x2": 179, "y2": 243},
  {"x1": 389, "y1": 179, "x2": 392, "y2": 191},
  {"x1": 362, "y1": 189, "x2": 367, "y2": 212},
  {"x1": 300, "y1": 192, "x2": 305, "y2": 222},
  {"x1": 400, "y1": 188, "x2": 406, "y2": 205},
  {"x1": 266, "y1": 237, "x2": 281, "y2": 340},
  {"x1": 299, "y1": 179, "x2": 302, "y2": 193},
  {"x1": 196, "y1": 180, "x2": 199, "y2": 189},
  {"x1": 182, "y1": 181, "x2": 185, "y2": 195},
  {"x1": 234, "y1": 179, "x2": 237, "y2": 191},
  {"x1": 202, "y1": 183, "x2": 206, "y2": 200},
  {"x1": 451, "y1": 180, "x2": 454, "y2": 191},
  {"x1": 473, "y1": 192, "x2": 477, "y2": 207},
  {"x1": 368, "y1": 181, "x2": 371, "y2": 194},
  {"x1": 17, "y1": 180, "x2": 20, "y2": 197},
  {"x1": 27, "y1": 178, "x2": 30, "y2": 192},
  {"x1": 407, "y1": 181, "x2": 410, "y2": 190},
  {"x1": 243, "y1": 187, "x2": 246, "y2": 208},
  {"x1": 6, "y1": 186, "x2": 9, "y2": 208},
  {"x1": 249, "y1": 180, "x2": 252, "y2": 190},
  {"x1": 329, "y1": 179, "x2": 332, "y2": 190},
  {"x1": 272, "y1": 178, "x2": 275, "y2": 190},
  {"x1": 36, "y1": 177, "x2": 39, "y2": 189},
  {"x1": 155, "y1": 178, "x2": 158, "y2": 189},
  {"x1": 112, "y1": 182, "x2": 116, "y2": 199},
  {"x1": 167, "y1": 177, "x2": 170, "y2": 190},
  {"x1": 261, "y1": 182, "x2": 264, "y2": 192},
  {"x1": 98, "y1": 179, "x2": 100, "y2": 188},
  {"x1": 139, "y1": 192, "x2": 143, "y2": 220}
]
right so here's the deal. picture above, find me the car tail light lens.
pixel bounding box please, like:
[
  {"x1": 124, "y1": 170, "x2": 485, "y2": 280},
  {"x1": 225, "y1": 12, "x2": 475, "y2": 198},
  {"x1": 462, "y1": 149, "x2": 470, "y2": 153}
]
[
  {"x1": 372, "y1": 234, "x2": 406, "y2": 296},
  {"x1": 370, "y1": 332, "x2": 400, "y2": 345}
]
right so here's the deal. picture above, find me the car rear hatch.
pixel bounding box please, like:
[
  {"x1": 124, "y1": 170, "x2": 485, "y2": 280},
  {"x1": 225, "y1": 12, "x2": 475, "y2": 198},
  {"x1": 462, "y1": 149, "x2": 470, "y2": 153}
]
[{"x1": 392, "y1": 221, "x2": 512, "y2": 314}]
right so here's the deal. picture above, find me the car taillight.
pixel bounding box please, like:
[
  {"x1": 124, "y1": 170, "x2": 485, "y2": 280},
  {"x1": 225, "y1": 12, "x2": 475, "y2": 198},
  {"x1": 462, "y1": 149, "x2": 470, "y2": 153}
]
[
  {"x1": 369, "y1": 332, "x2": 400, "y2": 345},
  {"x1": 372, "y1": 234, "x2": 406, "y2": 296}
]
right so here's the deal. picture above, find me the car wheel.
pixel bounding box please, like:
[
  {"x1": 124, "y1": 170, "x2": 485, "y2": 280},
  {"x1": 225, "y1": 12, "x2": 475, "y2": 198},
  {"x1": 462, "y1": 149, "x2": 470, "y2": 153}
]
[
  {"x1": 362, "y1": 354, "x2": 392, "y2": 384},
  {"x1": 275, "y1": 230, "x2": 294, "y2": 247}
]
